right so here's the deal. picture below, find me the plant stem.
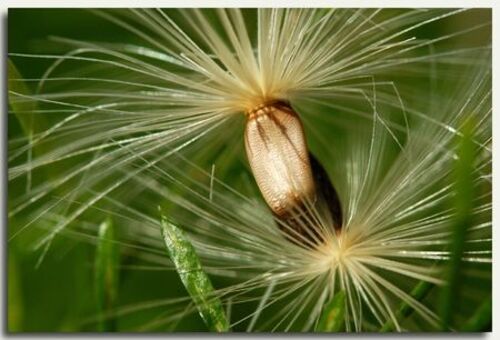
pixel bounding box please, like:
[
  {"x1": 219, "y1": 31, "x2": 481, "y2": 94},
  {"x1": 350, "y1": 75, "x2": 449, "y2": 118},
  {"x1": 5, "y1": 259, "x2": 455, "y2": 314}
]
[
  {"x1": 462, "y1": 297, "x2": 491, "y2": 332},
  {"x1": 95, "y1": 218, "x2": 119, "y2": 331},
  {"x1": 380, "y1": 281, "x2": 434, "y2": 332},
  {"x1": 440, "y1": 118, "x2": 476, "y2": 331}
]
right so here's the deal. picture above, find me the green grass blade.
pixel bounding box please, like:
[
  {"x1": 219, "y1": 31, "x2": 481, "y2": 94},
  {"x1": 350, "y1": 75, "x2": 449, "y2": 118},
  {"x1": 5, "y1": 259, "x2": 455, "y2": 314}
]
[
  {"x1": 95, "y1": 218, "x2": 120, "y2": 331},
  {"x1": 8, "y1": 59, "x2": 37, "y2": 192},
  {"x1": 160, "y1": 214, "x2": 229, "y2": 332},
  {"x1": 8, "y1": 58, "x2": 53, "y2": 193},
  {"x1": 8, "y1": 58, "x2": 36, "y2": 136},
  {"x1": 440, "y1": 118, "x2": 476, "y2": 331},
  {"x1": 380, "y1": 280, "x2": 434, "y2": 332},
  {"x1": 7, "y1": 250, "x2": 23, "y2": 332},
  {"x1": 461, "y1": 297, "x2": 492, "y2": 332},
  {"x1": 315, "y1": 290, "x2": 346, "y2": 332}
]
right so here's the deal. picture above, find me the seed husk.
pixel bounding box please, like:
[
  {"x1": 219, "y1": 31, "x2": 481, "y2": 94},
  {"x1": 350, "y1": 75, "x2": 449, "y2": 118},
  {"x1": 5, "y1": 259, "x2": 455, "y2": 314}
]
[{"x1": 244, "y1": 100, "x2": 342, "y2": 246}]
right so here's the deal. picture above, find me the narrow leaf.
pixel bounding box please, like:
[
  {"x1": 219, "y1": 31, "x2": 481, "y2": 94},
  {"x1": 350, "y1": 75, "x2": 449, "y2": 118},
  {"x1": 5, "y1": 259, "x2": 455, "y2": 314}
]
[
  {"x1": 8, "y1": 58, "x2": 35, "y2": 136},
  {"x1": 462, "y1": 297, "x2": 491, "y2": 332},
  {"x1": 8, "y1": 59, "x2": 53, "y2": 192},
  {"x1": 160, "y1": 213, "x2": 229, "y2": 332},
  {"x1": 380, "y1": 280, "x2": 434, "y2": 332},
  {"x1": 440, "y1": 118, "x2": 476, "y2": 330},
  {"x1": 7, "y1": 250, "x2": 23, "y2": 332},
  {"x1": 316, "y1": 290, "x2": 346, "y2": 332},
  {"x1": 8, "y1": 59, "x2": 37, "y2": 192},
  {"x1": 95, "y1": 218, "x2": 120, "y2": 332}
]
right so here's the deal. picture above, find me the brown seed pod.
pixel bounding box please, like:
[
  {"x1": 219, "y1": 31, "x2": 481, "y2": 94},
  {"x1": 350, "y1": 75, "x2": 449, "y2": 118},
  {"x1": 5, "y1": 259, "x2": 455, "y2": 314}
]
[{"x1": 244, "y1": 100, "x2": 342, "y2": 246}]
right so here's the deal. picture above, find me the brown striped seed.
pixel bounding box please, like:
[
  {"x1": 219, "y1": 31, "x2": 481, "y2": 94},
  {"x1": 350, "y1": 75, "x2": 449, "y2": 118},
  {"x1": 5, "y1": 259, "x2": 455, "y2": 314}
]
[{"x1": 244, "y1": 101, "x2": 342, "y2": 245}]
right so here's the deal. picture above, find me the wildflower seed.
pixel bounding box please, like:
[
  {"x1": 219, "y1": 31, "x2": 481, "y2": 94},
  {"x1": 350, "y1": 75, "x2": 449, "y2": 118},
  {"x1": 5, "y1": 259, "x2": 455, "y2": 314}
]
[
  {"x1": 244, "y1": 101, "x2": 315, "y2": 217},
  {"x1": 244, "y1": 100, "x2": 342, "y2": 245}
]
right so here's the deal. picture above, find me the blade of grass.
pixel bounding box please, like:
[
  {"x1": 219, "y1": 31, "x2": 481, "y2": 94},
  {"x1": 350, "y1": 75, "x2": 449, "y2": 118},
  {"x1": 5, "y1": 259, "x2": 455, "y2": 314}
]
[
  {"x1": 160, "y1": 213, "x2": 229, "y2": 332},
  {"x1": 8, "y1": 59, "x2": 54, "y2": 193},
  {"x1": 315, "y1": 290, "x2": 346, "y2": 332},
  {"x1": 8, "y1": 59, "x2": 36, "y2": 136},
  {"x1": 380, "y1": 280, "x2": 434, "y2": 332},
  {"x1": 8, "y1": 59, "x2": 37, "y2": 192},
  {"x1": 440, "y1": 118, "x2": 476, "y2": 330},
  {"x1": 95, "y1": 218, "x2": 120, "y2": 332},
  {"x1": 7, "y1": 250, "x2": 23, "y2": 332},
  {"x1": 461, "y1": 297, "x2": 492, "y2": 332}
]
